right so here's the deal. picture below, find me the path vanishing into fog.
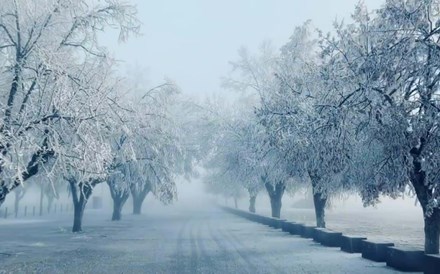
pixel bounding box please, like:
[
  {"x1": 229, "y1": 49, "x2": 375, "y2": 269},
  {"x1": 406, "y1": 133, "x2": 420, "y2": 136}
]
[{"x1": 0, "y1": 204, "x2": 414, "y2": 274}]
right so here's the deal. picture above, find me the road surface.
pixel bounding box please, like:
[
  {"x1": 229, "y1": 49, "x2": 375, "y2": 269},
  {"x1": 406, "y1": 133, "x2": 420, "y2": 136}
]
[{"x1": 0, "y1": 205, "x2": 416, "y2": 273}]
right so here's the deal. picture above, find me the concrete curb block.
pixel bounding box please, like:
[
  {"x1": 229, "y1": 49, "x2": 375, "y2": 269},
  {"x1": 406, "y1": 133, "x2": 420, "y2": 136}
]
[
  {"x1": 281, "y1": 221, "x2": 294, "y2": 233},
  {"x1": 261, "y1": 216, "x2": 274, "y2": 226},
  {"x1": 268, "y1": 218, "x2": 286, "y2": 229},
  {"x1": 385, "y1": 246, "x2": 424, "y2": 272},
  {"x1": 340, "y1": 235, "x2": 367, "y2": 253},
  {"x1": 290, "y1": 222, "x2": 305, "y2": 235},
  {"x1": 300, "y1": 225, "x2": 316, "y2": 239},
  {"x1": 424, "y1": 254, "x2": 440, "y2": 274},
  {"x1": 361, "y1": 240, "x2": 394, "y2": 262},
  {"x1": 281, "y1": 221, "x2": 302, "y2": 235},
  {"x1": 313, "y1": 228, "x2": 343, "y2": 247},
  {"x1": 313, "y1": 228, "x2": 326, "y2": 243}
]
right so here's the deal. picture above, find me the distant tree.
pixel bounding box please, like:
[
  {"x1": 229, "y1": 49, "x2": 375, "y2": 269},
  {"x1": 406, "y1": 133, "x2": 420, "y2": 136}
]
[
  {"x1": 223, "y1": 42, "x2": 311, "y2": 219},
  {"x1": 44, "y1": 181, "x2": 62, "y2": 214},
  {"x1": 107, "y1": 169, "x2": 130, "y2": 221},
  {"x1": 199, "y1": 95, "x2": 293, "y2": 217}
]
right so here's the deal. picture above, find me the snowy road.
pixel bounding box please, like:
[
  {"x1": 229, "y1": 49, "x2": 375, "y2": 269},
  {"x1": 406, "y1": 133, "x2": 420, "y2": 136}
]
[{"x1": 0, "y1": 206, "x2": 416, "y2": 273}]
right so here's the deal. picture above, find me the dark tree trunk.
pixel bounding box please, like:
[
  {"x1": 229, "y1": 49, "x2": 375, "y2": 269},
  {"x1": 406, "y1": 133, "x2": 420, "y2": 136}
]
[
  {"x1": 423, "y1": 209, "x2": 440, "y2": 254},
  {"x1": 132, "y1": 197, "x2": 143, "y2": 215},
  {"x1": 72, "y1": 200, "x2": 85, "y2": 232},
  {"x1": 270, "y1": 197, "x2": 282, "y2": 218},
  {"x1": 411, "y1": 171, "x2": 440, "y2": 254},
  {"x1": 249, "y1": 195, "x2": 257, "y2": 213},
  {"x1": 410, "y1": 145, "x2": 440, "y2": 254},
  {"x1": 309, "y1": 172, "x2": 327, "y2": 228},
  {"x1": 69, "y1": 180, "x2": 96, "y2": 233},
  {"x1": 0, "y1": 187, "x2": 7, "y2": 208},
  {"x1": 265, "y1": 181, "x2": 285, "y2": 218},
  {"x1": 312, "y1": 190, "x2": 327, "y2": 228},
  {"x1": 234, "y1": 197, "x2": 238, "y2": 209},
  {"x1": 112, "y1": 201, "x2": 122, "y2": 221},
  {"x1": 108, "y1": 181, "x2": 130, "y2": 221},
  {"x1": 130, "y1": 182, "x2": 150, "y2": 215},
  {"x1": 111, "y1": 194, "x2": 129, "y2": 221}
]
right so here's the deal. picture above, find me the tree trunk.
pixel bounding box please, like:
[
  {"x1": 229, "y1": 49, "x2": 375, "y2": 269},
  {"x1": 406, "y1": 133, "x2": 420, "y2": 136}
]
[
  {"x1": 69, "y1": 180, "x2": 96, "y2": 233},
  {"x1": 312, "y1": 190, "x2": 327, "y2": 228},
  {"x1": 265, "y1": 181, "x2": 285, "y2": 218},
  {"x1": 234, "y1": 197, "x2": 238, "y2": 209},
  {"x1": 249, "y1": 195, "x2": 256, "y2": 213},
  {"x1": 309, "y1": 172, "x2": 327, "y2": 228},
  {"x1": 72, "y1": 201, "x2": 85, "y2": 232},
  {"x1": 0, "y1": 187, "x2": 7, "y2": 208},
  {"x1": 424, "y1": 209, "x2": 440, "y2": 254},
  {"x1": 270, "y1": 196, "x2": 282, "y2": 218},
  {"x1": 108, "y1": 181, "x2": 130, "y2": 221},
  {"x1": 112, "y1": 201, "x2": 122, "y2": 221},
  {"x1": 130, "y1": 183, "x2": 150, "y2": 215},
  {"x1": 132, "y1": 197, "x2": 143, "y2": 215},
  {"x1": 410, "y1": 144, "x2": 440, "y2": 254},
  {"x1": 112, "y1": 195, "x2": 129, "y2": 221}
]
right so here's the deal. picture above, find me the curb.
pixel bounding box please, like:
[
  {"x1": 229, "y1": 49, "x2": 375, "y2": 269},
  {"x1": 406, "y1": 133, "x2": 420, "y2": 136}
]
[{"x1": 220, "y1": 206, "x2": 431, "y2": 273}]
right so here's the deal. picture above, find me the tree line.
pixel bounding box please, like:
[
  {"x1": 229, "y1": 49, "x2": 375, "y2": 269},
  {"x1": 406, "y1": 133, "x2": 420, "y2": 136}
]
[
  {"x1": 201, "y1": 0, "x2": 440, "y2": 255},
  {"x1": 0, "y1": 0, "x2": 200, "y2": 233}
]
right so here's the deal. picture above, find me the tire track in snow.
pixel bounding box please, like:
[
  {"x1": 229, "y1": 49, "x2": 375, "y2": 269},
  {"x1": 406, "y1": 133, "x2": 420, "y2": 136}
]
[
  {"x1": 189, "y1": 220, "x2": 199, "y2": 272},
  {"x1": 172, "y1": 216, "x2": 190, "y2": 273},
  {"x1": 219, "y1": 219, "x2": 287, "y2": 274},
  {"x1": 195, "y1": 220, "x2": 215, "y2": 272},
  {"x1": 207, "y1": 218, "x2": 254, "y2": 274}
]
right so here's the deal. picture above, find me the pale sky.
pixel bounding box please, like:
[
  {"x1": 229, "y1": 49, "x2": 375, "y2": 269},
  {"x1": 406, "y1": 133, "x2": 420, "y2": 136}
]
[{"x1": 102, "y1": 0, "x2": 385, "y2": 96}]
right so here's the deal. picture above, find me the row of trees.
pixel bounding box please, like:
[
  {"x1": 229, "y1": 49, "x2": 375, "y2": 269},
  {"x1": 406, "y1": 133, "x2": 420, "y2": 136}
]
[
  {"x1": 9, "y1": 181, "x2": 62, "y2": 218},
  {"x1": 203, "y1": 0, "x2": 440, "y2": 254},
  {"x1": 0, "y1": 0, "x2": 196, "y2": 232}
]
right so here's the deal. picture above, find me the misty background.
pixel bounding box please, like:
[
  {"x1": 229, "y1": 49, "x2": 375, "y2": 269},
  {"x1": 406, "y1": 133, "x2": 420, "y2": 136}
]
[{"x1": 2, "y1": 0, "x2": 420, "y2": 224}]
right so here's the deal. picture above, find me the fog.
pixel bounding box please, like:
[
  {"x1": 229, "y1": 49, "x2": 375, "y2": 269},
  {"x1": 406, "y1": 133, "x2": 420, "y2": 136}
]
[
  {"x1": 2, "y1": 0, "x2": 440, "y2": 272},
  {"x1": 101, "y1": 0, "x2": 385, "y2": 97}
]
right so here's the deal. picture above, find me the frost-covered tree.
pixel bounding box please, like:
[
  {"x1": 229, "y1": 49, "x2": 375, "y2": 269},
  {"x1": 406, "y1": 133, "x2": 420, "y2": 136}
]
[
  {"x1": 321, "y1": 0, "x2": 440, "y2": 253},
  {"x1": 220, "y1": 45, "x2": 279, "y2": 211},
  {"x1": 201, "y1": 104, "x2": 264, "y2": 212},
  {"x1": 0, "y1": 0, "x2": 139, "y2": 207},
  {"x1": 129, "y1": 82, "x2": 188, "y2": 212},
  {"x1": 106, "y1": 80, "x2": 184, "y2": 219},
  {"x1": 224, "y1": 40, "x2": 339, "y2": 220},
  {"x1": 257, "y1": 22, "x2": 354, "y2": 228}
]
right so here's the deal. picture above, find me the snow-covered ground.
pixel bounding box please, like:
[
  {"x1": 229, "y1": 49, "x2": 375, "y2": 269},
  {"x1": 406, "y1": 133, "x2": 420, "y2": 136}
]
[
  {"x1": 0, "y1": 202, "x2": 416, "y2": 273},
  {"x1": 254, "y1": 195, "x2": 424, "y2": 249}
]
